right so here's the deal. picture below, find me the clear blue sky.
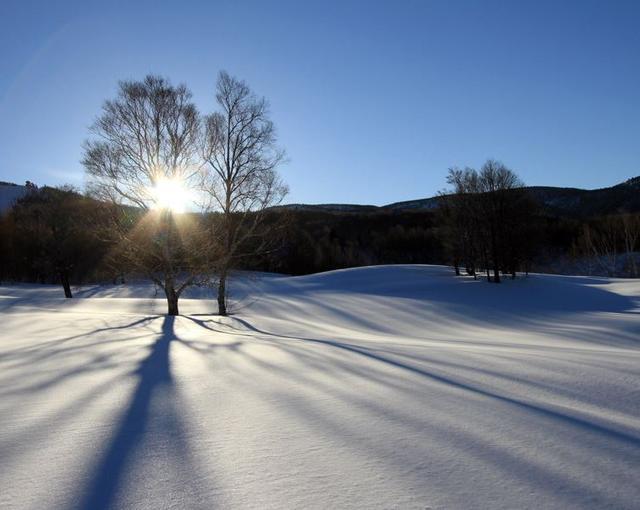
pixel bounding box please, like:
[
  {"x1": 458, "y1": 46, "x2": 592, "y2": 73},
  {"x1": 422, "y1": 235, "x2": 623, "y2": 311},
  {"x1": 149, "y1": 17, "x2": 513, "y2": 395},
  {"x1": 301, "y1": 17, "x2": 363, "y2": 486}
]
[{"x1": 1, "y1": 0, "x2": 639, "y2": 205}]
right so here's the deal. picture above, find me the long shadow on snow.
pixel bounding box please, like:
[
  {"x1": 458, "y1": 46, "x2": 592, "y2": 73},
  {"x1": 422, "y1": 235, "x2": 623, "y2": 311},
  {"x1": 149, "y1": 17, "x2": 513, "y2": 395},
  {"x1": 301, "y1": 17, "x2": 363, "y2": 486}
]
[
  {"x1": 185, "y1": 315, "x2": 638, "y2": 507},
  {"x1": 230, "y1": 317, "x2": 640, "y2": 450},
  {"x1": 75, "y1": 316, "x2": 215, "y2": 510},
  {"x1": 0, "y1": 316, "x2": 159, "y2": 362}
]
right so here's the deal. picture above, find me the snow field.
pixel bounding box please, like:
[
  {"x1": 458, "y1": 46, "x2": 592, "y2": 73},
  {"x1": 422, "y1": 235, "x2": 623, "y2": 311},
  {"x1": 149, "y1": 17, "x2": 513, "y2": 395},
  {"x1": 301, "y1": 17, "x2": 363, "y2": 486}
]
[{"x1": 1, "y1": 265, "x2": 639, "y2": 509}]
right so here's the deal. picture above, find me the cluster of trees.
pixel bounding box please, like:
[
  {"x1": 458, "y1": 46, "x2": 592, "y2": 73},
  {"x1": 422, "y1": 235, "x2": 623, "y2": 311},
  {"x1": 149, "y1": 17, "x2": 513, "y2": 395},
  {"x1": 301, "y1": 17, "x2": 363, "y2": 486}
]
[
  {"x1": 0, "y1": 185, "x2": 111, "y2": 297},
  {"x1": 440, "y1": 160, "x2": 537, "y2": 283},
  {"x1": 80, "y1": 71, "x2": 287, "y2": 315}
]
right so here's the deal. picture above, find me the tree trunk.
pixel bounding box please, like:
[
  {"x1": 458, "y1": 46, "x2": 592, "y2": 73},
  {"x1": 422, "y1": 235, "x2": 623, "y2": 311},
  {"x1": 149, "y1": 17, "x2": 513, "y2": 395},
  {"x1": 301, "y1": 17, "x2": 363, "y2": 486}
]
[
  {"x1": 490, "y1": 227, "x2": 500, "y2": 283},
  {"x1": 60, "y1": 272, "x2": 72, "y2": 298},
  {"x1": 164, "y1": 284, "x2": 179, "y2": 316},
  {"x1": 218, "y1": 271, "x2": 227, "y2": 316}
]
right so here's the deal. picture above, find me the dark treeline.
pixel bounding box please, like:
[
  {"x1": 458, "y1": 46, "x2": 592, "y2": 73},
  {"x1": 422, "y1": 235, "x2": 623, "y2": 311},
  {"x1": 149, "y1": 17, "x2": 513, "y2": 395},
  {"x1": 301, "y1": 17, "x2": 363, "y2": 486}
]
[
  {"x1": 0, "y1": 185, "x2": 111, "y2": 296},
  {"x1": 252, "y1": 208, "x2": 445, "y2": 275},
  {"x1": 238, "y1": 192, "x2": 640, "y2": 281},
  {"x1": 1, "y1": 177, "x2": 639, "y2": 302}
]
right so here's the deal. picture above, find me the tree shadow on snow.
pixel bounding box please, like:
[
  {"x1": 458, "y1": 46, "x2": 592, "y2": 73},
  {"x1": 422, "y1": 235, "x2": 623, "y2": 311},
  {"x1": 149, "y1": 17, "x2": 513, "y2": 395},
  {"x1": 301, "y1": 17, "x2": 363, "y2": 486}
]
[
  {"x1": 74, "y1": 316, "x2": 215, "y2": 510},
  {"x1": 181, "y1": 314, "x2": 640, "y2": 508},
  {"x1": 230, "y1": 316, "x2": 640, "y2": 449}
]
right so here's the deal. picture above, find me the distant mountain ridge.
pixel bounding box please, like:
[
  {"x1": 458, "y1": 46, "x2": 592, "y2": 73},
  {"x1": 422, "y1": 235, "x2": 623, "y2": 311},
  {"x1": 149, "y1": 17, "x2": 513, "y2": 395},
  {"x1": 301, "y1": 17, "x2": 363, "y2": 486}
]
[{"x1": 281, "y1": 176, "x2": 640, "y2": 217}]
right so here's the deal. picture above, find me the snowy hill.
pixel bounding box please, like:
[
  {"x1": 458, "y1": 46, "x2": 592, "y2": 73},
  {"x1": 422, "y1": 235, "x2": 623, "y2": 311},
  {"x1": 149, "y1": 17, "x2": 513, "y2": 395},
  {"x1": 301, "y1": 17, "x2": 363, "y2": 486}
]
[
  {"x1": 1, "y1": 265, "x2": 639, "y2": 509},
  {"x1": 0, "y1": 182, "x2": 28, "y2": 213}
]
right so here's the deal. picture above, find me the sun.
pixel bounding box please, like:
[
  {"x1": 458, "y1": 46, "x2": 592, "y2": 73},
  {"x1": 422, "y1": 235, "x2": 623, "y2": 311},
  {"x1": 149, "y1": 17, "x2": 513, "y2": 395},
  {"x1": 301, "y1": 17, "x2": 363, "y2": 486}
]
[{"x1": 151, "y1": 177, "x2": 191, "y2": 213}]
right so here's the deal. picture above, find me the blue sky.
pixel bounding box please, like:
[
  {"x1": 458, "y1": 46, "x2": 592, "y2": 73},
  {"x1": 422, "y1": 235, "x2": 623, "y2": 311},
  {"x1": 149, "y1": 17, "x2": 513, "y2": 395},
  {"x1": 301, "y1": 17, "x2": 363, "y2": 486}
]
[{"x1": 1, "y1": 0, "x2": 639, "y2": 205}]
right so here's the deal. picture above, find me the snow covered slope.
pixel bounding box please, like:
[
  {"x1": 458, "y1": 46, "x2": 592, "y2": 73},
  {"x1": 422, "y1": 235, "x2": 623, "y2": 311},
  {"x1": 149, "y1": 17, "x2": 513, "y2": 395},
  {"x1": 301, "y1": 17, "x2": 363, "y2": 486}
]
[
  {"x1": 0, "y1": 183, "x2": 27, "y2": 213},
  {"x1": 1, "y1": 265, "x2": 639, "y2": 509}
]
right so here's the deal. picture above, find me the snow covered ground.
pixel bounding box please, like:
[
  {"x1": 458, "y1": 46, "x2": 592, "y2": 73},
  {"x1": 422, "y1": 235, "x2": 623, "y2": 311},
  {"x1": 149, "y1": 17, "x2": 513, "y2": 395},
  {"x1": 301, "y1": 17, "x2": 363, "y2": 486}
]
[{"x1": 1, "y1": 265, "x2": 639, "y2": 509}]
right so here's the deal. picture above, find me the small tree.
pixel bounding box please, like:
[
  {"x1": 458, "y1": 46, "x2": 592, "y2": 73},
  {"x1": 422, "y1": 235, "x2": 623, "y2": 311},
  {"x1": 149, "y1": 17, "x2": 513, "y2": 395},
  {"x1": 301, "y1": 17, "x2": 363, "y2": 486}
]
[
  {"x1": 201, "y1": 71, "x2": 287, "y2": 316},
  {"x1": 83, "y1": 75, "x2": 202, "y2": 315},
  {"x1": 622, "y1": 213, "x2": 640, "y2": 277}
]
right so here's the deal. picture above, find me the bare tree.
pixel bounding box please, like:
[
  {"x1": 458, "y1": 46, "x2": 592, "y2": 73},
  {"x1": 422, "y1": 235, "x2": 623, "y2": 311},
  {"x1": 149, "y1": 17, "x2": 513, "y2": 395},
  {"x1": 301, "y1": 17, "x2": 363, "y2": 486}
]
[
  {"x1": 581, "y1": 219, "x2": 620, "y2": 277},
  {"x1": 442, "y1": 167, "x2": 481, "y2": 277},
  {"x1": 579, "y1": 213, "x2": 640, "y2": 277},
  {"x1": 83, "y1": 75, "x2": 202, "y2": 315},
  {"x1": 622, "y1": 213, "x2": 640, "y2": 277},
  {"x1": 442, "y1": 160, "x2": 533, "y2": 283},
  {"x1": 201, "y1": 71, "x2": 287, "y2": 316},
  {"x1": 476, "y1": 160, "x2": 526, "y2": 283}
]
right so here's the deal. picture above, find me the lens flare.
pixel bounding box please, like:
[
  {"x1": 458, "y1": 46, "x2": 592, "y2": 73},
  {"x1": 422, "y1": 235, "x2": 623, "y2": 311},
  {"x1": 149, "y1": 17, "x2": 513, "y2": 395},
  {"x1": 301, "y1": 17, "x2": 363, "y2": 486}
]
[{"x1": 151, "y1": 177, "x2": 191, "y2": 213}]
